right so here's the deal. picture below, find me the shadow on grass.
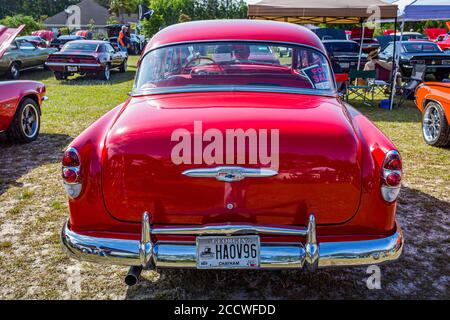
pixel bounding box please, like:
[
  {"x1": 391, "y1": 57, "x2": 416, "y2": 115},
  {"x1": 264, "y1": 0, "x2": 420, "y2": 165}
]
[
  {"x1": 0, "y1": 132, "x2": 72, "y2": 196},
  {"x1": 58, "y1": 69, "x2": 136, "y2": 86},
  {"x1": 124, "y1": 186, "x2": 449, "y2": 300}
]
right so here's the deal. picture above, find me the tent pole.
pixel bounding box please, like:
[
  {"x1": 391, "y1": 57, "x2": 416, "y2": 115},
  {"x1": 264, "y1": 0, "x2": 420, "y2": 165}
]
[
  {"x1": 389, "y1": 16, "x2": 398, "y2": 110},
  {"x1": 357, "y1": 19, "x2": 364, "y2": 71}
]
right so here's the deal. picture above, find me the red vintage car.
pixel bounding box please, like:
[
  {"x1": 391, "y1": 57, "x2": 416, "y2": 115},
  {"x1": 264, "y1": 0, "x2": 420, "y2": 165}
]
[
  {"x1": 0, "y1": 80, "x2": 47, "y2": 143},
  {"x1": 415, "y1": 82, "x2": 450, "y2": 147},
  {"x1": 434, "y1": 33, "x2": 450, "y2": 52},
  {"x1": 61, "y1": 20, "x2": 403, "y2": 286},
  {"x1": 45, "y1": 40, "x2": 128, "y2": 80}
]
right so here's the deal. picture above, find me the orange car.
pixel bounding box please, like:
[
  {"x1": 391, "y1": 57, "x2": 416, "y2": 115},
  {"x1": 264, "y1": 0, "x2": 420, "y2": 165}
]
[{"x1": 415, "y1": 82, "x2": 450, "y2": 146}]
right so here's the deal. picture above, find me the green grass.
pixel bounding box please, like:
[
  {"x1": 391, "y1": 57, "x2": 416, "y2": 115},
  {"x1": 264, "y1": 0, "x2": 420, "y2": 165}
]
[{"x1": 0, "y1": 56, "x2": 449, "y2": 299}]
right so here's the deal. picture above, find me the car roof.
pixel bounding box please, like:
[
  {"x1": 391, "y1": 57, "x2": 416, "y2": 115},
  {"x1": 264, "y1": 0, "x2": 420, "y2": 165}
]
[
  {"x1": 322, "y1": 40, "x2": 358, "y2": 44},
  {"x1": 64, "y1": 40, "x2": 108, "y2": 45},
  {"x1": 59, "y1": 35, "x2": 83, "y2": 39},
  {"x1": 146, "y1": 20, "x2": 325, "y2": 54}
]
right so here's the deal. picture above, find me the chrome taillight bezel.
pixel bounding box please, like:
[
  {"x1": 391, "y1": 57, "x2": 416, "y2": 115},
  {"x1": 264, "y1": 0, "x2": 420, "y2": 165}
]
[
  {"x1": 62, "y1": 147, "x2": 82, "y2": 198},
  {"x1": 380, "y1": 150, "x2": 402, "y2": 203}
]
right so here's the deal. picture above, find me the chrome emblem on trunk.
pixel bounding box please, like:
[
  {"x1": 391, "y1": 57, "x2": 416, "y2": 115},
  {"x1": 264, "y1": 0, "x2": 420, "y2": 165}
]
[{"x1": 182, "y1": 166, "x2": 278, "y2": 182}]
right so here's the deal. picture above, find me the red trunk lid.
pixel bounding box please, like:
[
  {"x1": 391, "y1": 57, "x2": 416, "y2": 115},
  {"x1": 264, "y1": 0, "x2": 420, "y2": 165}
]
[{"x1": 101, "y1": 92, "x2": 362, "y2": 226}]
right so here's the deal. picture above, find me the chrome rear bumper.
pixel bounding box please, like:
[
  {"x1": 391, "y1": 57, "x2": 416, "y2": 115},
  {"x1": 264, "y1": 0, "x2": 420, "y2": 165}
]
[{"x1": 61, "y1": 213, "x2": 403, "y2": 270}]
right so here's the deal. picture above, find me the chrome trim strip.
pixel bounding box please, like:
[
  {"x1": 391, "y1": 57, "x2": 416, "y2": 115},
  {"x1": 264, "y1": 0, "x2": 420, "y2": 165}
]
[
  {"x1": 61, "y1": 214, "x2": 403, "y2": 270},
  {"x1": 152, "y1": 224, "x2": 307, "y2": 236},
  {"x1": 45, "y1": 62, "x2": 101, "y2": 67},
  {"x1": 182, "y1": 166, "x2": 278, "y2": 182}
]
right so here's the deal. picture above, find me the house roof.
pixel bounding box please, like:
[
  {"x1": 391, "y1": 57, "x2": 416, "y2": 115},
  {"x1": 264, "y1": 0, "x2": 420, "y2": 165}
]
[{"x1": 44, "y1": 0, "x2": 138, "y2": 28}]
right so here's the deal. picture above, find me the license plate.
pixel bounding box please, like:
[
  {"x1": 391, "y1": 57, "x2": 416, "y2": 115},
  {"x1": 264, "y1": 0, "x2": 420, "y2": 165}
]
[
  {"x1": 67, "y1": 66, "x2": 78, "y2": 72},
  {"x1": 197, "y1": 235, "x2": 260, "y2": 269},
  {"x1": 340, "y1": 62, "x2": 350, "y2": 68}
]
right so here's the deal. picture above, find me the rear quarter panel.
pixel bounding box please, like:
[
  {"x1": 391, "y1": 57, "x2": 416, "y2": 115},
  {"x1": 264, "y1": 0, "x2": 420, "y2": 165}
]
[
  {"x1": 415, "y1": 83, "x2": 450, "y2": 124},
  {"x1": 0, "y1": 81, "x2": 45, "y2": 131}
]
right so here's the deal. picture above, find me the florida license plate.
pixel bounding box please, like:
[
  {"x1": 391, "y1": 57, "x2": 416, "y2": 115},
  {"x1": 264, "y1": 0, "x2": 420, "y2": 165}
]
[
  {"x1": 67, "y1": 66, "x2": 78, "y2": 72},
  {"x1": 197, "y1": 235, "x2": 260, "y2": 269}
]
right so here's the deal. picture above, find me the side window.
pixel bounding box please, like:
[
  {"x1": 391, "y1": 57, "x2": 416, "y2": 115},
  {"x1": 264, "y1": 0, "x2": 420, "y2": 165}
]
[
  {"x1": 19, "y1": 41, "x2": 36, "y2": 50},
  {"x1": 384, "y1": 44, "x2": 394, "y2": 56},
  {"x1": 105, "y1": 44, "x2": 115, "y2": 53}
]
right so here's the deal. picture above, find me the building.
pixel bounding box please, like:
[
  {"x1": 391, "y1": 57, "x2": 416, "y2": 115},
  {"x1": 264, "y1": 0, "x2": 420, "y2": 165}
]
[{"x1": 44, "y1": 0, "x2": 138, "y2": 31}]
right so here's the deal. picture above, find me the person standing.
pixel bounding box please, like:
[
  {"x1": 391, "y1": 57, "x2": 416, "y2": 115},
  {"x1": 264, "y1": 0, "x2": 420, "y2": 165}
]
[{"x1": 118, "y1": 25, "x2": 129, "y2": 52}]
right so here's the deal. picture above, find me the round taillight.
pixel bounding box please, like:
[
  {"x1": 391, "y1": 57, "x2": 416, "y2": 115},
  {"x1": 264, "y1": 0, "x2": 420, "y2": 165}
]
[
  {"x1": 383, "y1": 152, "x2": 402, "y2": 171},
  {"x1": 62, "y1": 168, "x2": 79, "y2": 183},
  {"x1": 63, "y1": 148, "x2": 80, "y2": 167},
  {"x1": 385, "y1": 172, "x2": 401, "y2": 187}
]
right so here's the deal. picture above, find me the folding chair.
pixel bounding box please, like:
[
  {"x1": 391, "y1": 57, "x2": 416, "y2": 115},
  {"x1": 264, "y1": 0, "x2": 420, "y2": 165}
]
[
  {"x1": 395, "y1": 63, "x2": 426, "y2": 107},
  {"x1": 346, "y1": 69, "x2": 376, "y2": 106},
  {"x1": 370, "y1": 64, "x2": 391, "y2": 97}
]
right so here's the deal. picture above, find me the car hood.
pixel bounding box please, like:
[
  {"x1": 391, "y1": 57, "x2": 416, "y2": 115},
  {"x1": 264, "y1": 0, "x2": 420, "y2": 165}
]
[{"x1": 0, "y1": 24, "x2": 24, "y2": 59}]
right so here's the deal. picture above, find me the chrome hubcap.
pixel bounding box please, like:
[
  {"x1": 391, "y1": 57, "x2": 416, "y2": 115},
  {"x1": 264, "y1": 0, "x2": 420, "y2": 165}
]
[
  {"x1": 12, "y1": 65, "x2": 19, "y2": 77},
  {"x1": 423, "y1": 104, "x2": 441, "y2": 142},
  {"x1": 21, "y1": 104, "x2": 39, "y2": 138}
]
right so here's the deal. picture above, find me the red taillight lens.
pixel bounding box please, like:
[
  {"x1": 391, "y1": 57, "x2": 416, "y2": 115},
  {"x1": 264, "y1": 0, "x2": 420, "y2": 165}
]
[
  {"x1": 62, "y1": 168, "x2": 79, "y2": 183},
  {"x1": 385, "y1": 172, "x2": 402, "y2": 187},
  {"x1": 63, "y1": 149, "x2": 80, "y2": 167},
  {"x1": 381, "y1": 150, "x2": 402, "y2": 203}
]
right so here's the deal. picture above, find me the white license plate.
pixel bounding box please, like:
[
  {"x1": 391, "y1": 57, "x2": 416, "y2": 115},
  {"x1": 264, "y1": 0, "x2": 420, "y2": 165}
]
[
  {"x1": 197, "y1": 235, "x2": 260, "y2": 269},
  {"x1": 340, "y1": 62, "x2": 350, "y2": 68},
  {"x1": 67, "y1": 66, "x2": 78, "y2": 72}
]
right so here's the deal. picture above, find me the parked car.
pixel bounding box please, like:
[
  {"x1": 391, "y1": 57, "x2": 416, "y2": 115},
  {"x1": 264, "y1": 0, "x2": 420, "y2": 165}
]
[
  {"x1": 75, "y1": 30, "x2": 93, "y2": 40},
  {"x1": 16, "y1": 36, "x2": 48, "y2": 48},
  {"x1": 435, "y1": 34, "x2": 450, "y2": 52},
  {"x1": 106, "y1": 24, "x2": 145, "y2": 55},
  {"x1": 322, "y1": 40, "x2": 367, "y2": 73},
  {"x1": 45, "y1": 40, "x2": 128, "y2": 80},
  {"x1": 0, "y1": 25, "x2": 57, "y2": 79},
  {"x1": 349, "y1": 27, "x2": 380, "y2": 53},
  {"x1": 60, "y1": 20, "x2": 403, "y2": 286},
  {"x1": 31, "y1": 30, "x2": 54, "y2": 43},
  {"x1": 313, "y1": 28, "x2": 347, "y2": 41},
  {"x1": 0, "y1": 80, "x2": 47, "y2": 143},
  {"x1": 379, "y1": 41, "x2": 450, "y2": 80},
  {"x1": 50, "y1": 35, "x2": 85, "y2": 50},
  {"x1": 415, "y1": 82, "x2": 450, "y2": 146},
  {"x1": 425, "y1": 28, "x2": 448, "y2": 41}
]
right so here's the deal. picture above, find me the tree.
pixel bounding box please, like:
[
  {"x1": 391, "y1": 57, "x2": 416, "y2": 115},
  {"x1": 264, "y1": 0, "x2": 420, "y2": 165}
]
[
  {"x1": 109, "y1": 0, "x2": 139, "y2": 23},
  {"x1": 178, "y1": 13, "x2": 191, "y2": 23},
  {"x1": 106, "y1": 15, "x2": 119, "y2": 25},
  {"x1": 0, "y1": 14, "x2": 43, "y2": 35},
  {"x1": 140, "y1": 12, "x2": 164, "y2": 37}
]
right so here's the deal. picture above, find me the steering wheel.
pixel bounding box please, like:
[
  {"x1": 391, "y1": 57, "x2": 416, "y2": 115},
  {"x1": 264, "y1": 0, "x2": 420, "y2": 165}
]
[{"x1": 181, "y1": 56, "x2": 224, "y2": 75}]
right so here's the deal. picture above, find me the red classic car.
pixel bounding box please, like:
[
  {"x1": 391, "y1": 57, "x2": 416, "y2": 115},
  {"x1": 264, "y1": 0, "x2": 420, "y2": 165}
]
[
  {"x1": 0, "y1": 80, "x2": 47, "y2": 143},
  {"x1": 415, "y1": 82, "x2": 450, "y2": 147},
  {"x1": 45, "y1": 40, "x2": 128, "y2": 80},
  {"x1": 434, "y1": 33, "x2": 450, "y2": 52},
  {"x1": 60, "y1": 20, "x2": 403, "y2": 286}
]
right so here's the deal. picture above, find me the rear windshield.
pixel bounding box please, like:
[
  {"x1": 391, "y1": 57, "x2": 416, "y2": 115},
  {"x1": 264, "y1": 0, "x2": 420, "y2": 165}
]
[
  {"x1": 403, "y1": 43, "x2": 441, "y2": 53},
  {"x1": 134, "y1": 41, "x2": 335, "y2": 95},
  {"x1": 62, "y1": 43, "x2": 98, "y2": 52},
  {"x1": 324, "y1": 42, "x2": 359, "y2": 53}
]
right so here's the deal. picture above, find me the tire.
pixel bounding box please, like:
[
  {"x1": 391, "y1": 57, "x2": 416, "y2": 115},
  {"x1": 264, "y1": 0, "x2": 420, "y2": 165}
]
[
  {"x1": 7, "y1": 62, "x2": 20, "y2": 79},
  {"x1": 54, "y1": 71, "x2": 67, "y2": 80},
  {"x1": 98, "y1": 64, "x2": 111, "y2": 80},
  {"x1": 422, "y1": 101, "x2": 450, "y2": 147},
  {"x1": 6, "y1": 98, "x2": 40, "y2": 143},
  {"x1": 119, "y1": 59, "x2": 127, "y2": 73}
]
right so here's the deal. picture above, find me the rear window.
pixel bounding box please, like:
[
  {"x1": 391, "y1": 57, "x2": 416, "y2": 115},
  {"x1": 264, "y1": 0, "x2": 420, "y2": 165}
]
[
  {"x1": 324, "y1": 42, "x2": 359, "y2": 53},
  {"x1": 62, "y1": 43, "x2": 99, "y2": 52},
  {"x1": 134, "y1": 41, "x2": 335, "y2": 95},
  {"x1": 403, "y1": 43, "x2": 441, "y2": 53}
]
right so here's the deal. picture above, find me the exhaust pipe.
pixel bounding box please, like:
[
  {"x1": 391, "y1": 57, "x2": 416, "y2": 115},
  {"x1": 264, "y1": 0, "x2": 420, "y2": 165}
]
[{"x1": 125, "y1": 266, "x2": 142, "y2": 286}]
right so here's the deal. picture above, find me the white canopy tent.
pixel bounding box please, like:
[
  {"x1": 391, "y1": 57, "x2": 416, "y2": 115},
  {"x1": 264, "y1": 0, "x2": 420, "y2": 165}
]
[{"x1": 390, "y1": 0, "x2": 450, "y2": 109}]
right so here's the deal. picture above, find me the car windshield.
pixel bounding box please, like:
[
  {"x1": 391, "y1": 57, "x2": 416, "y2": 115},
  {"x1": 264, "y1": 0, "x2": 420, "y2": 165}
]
[
  {"x1": 324, "y1": 42, "x2": 359, "y2": 53},
  {"x1": 403, "y1": 43, "x2": 441, "y2": 53},
  {"x1": 134, "y1": 42, "x2": 335, "y2": 95},
  {"x1": 62, "y1": 43, "x2": 98, "y2": 51}
]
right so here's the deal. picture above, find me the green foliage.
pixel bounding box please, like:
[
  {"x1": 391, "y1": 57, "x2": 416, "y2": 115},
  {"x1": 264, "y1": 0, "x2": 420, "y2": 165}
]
[
  {"x1": 107, "y1": 15, "x2": 120, "y2": 25},
  {"x1": 0, "y1": 14, "x2": 43, "y2": 35},
  {"x1": 178, "y1": 13, "x2": 192, "y2": 23},
  {"x1": 109, "y1": 0, "x2": 139, "y2": 23},
  {"x1": 141, "y1": 13, "x2": 164, "y2": 37}
]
